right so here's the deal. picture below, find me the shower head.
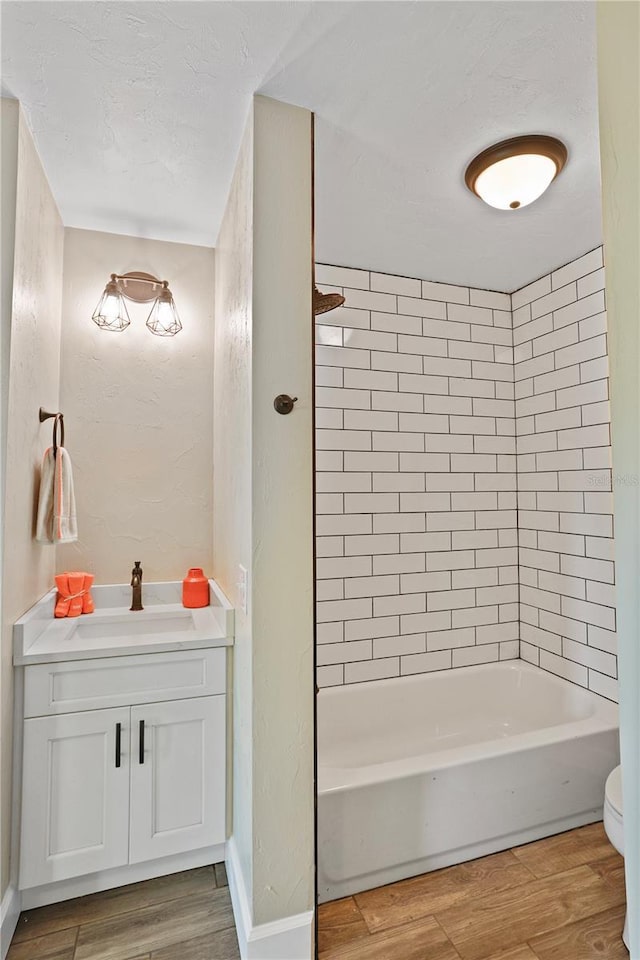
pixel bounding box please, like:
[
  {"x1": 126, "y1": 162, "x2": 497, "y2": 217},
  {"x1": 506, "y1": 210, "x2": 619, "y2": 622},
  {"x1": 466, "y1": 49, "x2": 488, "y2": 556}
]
[{"x1": 314, "y1": 286, "x2": 345, "y2": 316}]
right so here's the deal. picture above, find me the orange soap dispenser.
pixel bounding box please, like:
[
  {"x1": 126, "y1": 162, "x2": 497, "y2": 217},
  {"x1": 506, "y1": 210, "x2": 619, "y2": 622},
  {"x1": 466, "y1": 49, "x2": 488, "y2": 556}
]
[{"x1": 182, "y1": 568, "x2": 209, "y2": 608}]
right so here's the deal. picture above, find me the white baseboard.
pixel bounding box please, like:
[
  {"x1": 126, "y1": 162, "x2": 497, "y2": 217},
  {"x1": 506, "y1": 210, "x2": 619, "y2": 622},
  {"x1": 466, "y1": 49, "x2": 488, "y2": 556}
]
[
  {"x1": 226, "y1": 837, "x2": 253, "y2": 957},
  {"x1": 1, "y1": 884, "x2": 21, "y2": 960},
  {"x1": 226, "y1": 837, "x2": 314, "y2": 960}
]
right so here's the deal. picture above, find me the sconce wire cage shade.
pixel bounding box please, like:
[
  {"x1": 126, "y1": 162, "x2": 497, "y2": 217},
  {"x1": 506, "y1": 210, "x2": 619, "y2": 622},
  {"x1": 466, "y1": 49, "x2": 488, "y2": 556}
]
[
  {"x1": 145, "y1": 285, "x2": 183, "y2": 337},
  {"x1": 91, "y1": 272, "x2": 183, "y2": 335},
  {"x1": 92, "y1": 277, "x2": 131, "y2": 331},
  {"x1": 464, "y1": 135, "x2": 568, "y2": 211}
]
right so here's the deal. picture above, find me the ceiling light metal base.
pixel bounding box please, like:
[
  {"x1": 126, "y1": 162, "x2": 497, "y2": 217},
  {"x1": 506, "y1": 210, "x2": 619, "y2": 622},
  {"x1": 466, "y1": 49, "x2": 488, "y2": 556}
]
[{"x1": 465, "y1": 135, "x2": 567, "y2": 195}]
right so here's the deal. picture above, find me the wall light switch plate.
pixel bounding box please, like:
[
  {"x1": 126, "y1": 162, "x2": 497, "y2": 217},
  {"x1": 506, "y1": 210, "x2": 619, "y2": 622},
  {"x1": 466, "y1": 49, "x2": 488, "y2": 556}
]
[{"x1": 237, "y1": 565, "x2": 248, "y2": 616}]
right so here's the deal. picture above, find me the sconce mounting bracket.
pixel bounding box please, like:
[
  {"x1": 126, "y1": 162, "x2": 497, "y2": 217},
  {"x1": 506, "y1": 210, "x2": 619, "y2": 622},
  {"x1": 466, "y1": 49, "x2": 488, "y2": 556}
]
[{"x1": 115, "y1": 272, "x2": 164, "y2": 304}]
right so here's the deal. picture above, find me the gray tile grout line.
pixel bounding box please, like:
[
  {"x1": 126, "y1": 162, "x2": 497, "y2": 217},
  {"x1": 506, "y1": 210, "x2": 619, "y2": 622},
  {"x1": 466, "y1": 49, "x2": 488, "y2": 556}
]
[{"x1": 315, "y1": 254, "x2": 614, "y2": 692}]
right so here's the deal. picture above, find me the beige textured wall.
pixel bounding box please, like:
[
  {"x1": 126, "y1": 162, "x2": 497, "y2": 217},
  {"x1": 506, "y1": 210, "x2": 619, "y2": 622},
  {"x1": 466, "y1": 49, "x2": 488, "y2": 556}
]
[
  {"x1": 597, "y1": 1, "x2": 640, "y2": 950},
  {"x1": 0, "y1": 100, "x2": 18, "y2": 513},
  {"x1": 213, "y1": 106, "x2": 255, "y2": 897},
  {"x1": 57, "y1": 229, "x2": 215, "y2": 583},
  {"x1": 251, "y1": 96, "x2": 314, "y2": 926},
  {"x1": 1, "y1": 108, "x2": 64, "y2": 896},
  {"x1": 213, "y1": 96, "x2": 314, "y2": 933},
  {"x1": 0, "y1": 97, "x2": 19, "y2": 902}
]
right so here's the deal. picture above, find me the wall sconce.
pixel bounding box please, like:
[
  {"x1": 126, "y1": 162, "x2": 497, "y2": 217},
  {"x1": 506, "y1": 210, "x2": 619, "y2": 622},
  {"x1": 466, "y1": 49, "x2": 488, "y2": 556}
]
[{"x1": 92, "y1": 272, "x2": 182, "y2": 336}]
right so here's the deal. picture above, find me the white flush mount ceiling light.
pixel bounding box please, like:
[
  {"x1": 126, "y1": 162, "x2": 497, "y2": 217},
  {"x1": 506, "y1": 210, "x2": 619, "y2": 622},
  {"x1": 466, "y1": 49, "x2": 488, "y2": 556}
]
[
  {"x1": 92, "y1": 272, "x2": 182, "y2": 336},
  {"x1": 465, "y1": 135, "x2": 568, "y2": 211}
]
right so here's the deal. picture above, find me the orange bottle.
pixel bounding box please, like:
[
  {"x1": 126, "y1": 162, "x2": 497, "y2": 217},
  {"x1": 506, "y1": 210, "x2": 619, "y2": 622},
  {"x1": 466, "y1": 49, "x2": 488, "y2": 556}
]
[{"x1": 182, "y1": 568, "x2": 209, "y2": 608}]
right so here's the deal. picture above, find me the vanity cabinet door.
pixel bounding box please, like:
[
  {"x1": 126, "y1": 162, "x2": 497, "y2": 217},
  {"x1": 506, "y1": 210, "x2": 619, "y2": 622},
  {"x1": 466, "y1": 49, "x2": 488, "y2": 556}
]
[
  {"x1": 129, "y1": 696, "x2": 225, "y2": 864},
  {"x1": 20, "y1": 708, "x2": 130, "y2": 889}
]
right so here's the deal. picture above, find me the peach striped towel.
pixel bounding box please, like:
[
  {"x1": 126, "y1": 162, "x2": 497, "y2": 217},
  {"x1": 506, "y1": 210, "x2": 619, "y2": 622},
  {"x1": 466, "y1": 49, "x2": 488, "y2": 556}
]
[{"x1": 36, "y1": 446, "x2": 78, "y2": 543}]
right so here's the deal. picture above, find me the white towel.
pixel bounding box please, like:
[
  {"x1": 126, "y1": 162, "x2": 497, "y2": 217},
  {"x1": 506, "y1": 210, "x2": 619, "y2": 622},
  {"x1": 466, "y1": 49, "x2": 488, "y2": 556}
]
[{"x1": 36, "y1": 446, "x2": 78, "y2": 543}]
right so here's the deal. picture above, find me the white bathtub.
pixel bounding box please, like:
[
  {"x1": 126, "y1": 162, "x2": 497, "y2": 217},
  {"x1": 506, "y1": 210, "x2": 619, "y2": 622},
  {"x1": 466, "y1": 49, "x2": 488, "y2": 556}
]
[{"x1": 317, "y1": 660, "x2": 619, "y2": 902}]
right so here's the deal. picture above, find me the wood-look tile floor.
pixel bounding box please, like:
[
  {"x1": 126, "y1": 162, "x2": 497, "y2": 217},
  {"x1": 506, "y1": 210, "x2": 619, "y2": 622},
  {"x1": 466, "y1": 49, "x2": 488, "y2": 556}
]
[
  {"x1": 318, "y1": 823, "x2": 629, "y2": 960},
  {"x1": 8, "y1": 862, "x2": 240, "y2": 960}
]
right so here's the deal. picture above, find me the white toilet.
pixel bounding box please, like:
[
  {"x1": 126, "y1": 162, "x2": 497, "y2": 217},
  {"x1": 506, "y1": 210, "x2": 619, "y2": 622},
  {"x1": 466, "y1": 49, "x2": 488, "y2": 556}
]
[{"x1": 604, "y1": 765, "x2": 629, "y2": 949}]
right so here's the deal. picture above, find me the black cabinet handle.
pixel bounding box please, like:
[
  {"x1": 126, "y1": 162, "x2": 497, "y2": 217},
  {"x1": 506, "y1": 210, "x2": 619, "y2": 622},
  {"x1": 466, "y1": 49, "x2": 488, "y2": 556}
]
[
  {"x1": 115, "y1": 722, "x2": 122, "y2": 768},
  {"x1": 139, "y1": 719, "x2": 145, "y2": 764}
]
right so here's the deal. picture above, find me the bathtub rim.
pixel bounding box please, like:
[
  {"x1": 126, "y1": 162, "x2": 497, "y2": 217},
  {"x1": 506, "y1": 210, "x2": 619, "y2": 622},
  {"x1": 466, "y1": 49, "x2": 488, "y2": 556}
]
[{"x1": 318, "y1": 660, "x2": 619, "y2": 794}]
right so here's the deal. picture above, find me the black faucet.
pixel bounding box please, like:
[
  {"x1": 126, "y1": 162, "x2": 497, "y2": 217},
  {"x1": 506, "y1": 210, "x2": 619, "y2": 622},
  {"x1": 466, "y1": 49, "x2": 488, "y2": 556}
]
[{"x1": 130, "y1": 561, "x2": 143, "y2": 611}]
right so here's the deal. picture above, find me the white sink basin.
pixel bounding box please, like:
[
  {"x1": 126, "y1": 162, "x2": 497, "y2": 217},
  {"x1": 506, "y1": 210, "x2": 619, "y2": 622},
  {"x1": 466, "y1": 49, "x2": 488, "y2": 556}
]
[{"x1": 75, "y1": 612, "x2": 196, "y2": 641}]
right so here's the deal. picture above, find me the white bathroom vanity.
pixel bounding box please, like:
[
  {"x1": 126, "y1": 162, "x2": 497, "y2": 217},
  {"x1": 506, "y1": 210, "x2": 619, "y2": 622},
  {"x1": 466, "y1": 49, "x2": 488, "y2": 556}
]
[{"x1": 12, "y1": 580, "x2": 234, "y2": 909}]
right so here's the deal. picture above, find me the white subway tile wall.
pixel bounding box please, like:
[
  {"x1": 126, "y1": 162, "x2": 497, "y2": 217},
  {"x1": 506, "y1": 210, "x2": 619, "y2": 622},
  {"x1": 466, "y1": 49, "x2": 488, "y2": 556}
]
[
  {"x1": 314, "y1": 248, "x2": 618, "y2": 700},
  {"x1": 513, "y1": 247, "x2": 617, "y2": 701},
  {"x1": 314, "y1": 264, "x2": 519, "y2": 687}
]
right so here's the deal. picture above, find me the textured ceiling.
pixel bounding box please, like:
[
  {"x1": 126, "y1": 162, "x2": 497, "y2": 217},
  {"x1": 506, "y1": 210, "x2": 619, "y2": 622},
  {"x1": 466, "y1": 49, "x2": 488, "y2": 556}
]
[{"x1": 1, "y1": 1, "x2": 602, "y2": 290}]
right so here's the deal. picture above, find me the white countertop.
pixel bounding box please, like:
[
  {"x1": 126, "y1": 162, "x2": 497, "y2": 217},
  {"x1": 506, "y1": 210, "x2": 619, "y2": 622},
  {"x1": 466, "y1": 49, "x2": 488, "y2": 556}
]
[{"x1": 14, "y1": 580, "x2": 234, "y2": 665}]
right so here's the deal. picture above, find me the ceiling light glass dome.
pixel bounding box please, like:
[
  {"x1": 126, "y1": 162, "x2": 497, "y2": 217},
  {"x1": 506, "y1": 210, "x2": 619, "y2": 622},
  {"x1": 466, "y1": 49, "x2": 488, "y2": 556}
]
[{"x1": 465, "y1": 136, "x2": 567, "y2": 211}]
